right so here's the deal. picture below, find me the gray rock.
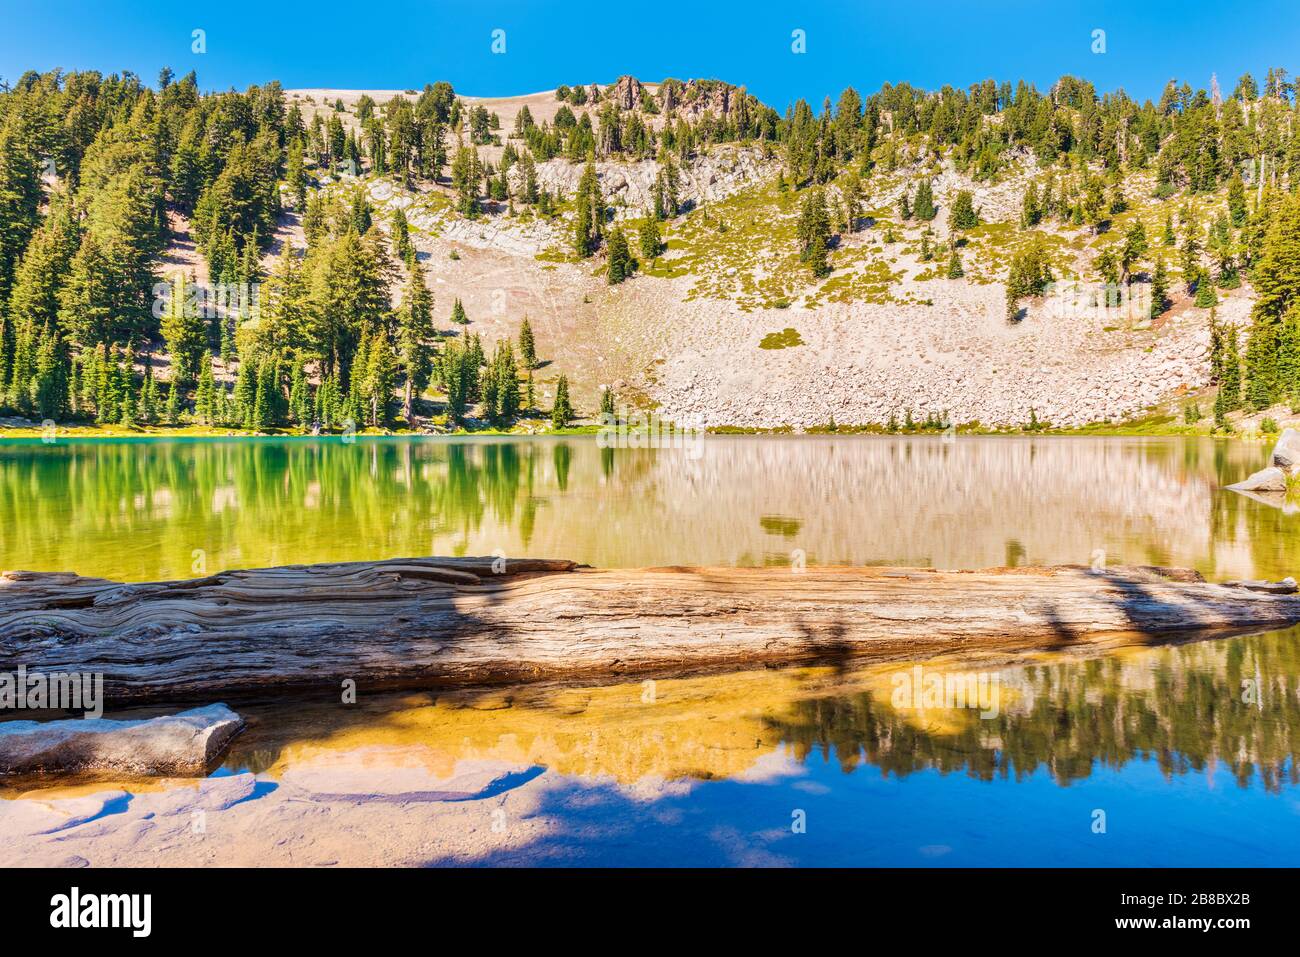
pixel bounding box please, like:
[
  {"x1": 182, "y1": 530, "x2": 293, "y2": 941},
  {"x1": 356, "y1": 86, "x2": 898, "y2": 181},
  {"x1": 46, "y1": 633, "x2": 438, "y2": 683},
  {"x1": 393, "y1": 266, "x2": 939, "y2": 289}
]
[
  {"x1": 0, "y1": 704, "x2": 244, "y2": 776},
  {"x1": 1270, "y1": 428, "x2": 1300, "y2": 474},
  {"x1": 1224, "y1": 578, "x2": 1299, "y2": 595},
  {"x1": 1227, "y1": 466, "x2": 1289, "y2": 493}
]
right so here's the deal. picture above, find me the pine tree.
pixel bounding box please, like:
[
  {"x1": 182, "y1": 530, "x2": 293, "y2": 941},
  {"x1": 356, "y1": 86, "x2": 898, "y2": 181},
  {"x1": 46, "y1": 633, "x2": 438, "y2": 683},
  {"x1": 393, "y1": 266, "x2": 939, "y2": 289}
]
[
  {"x1": 1005, "y1": 237, "x2": 1053, "y2": 321},
  {"x1": 139, "y1": 371, "x2": 158, "y2": 424},
  {"x1": 1150, "y1": 259, "x2": 1169, "y2": 321},
  {"x1": 288, "y1": 361, "x2": 310, "y2": 426},
  {"x1": 391, "y1": 207, "x2": 415, "y2": 264},
  {"x1": 160, "y1": 273, "x2": 207, "y2": 386},
  {"x1": 639, "y1": 214, "x2": 662, "y2": 261},
  {"x1": 897, "y1": 188, "x2": 912, "y2": 221},
  {"x1": 165, "y1": 376, "x2": 181, "y2": 425},
  {"x1": 1227, "y1": 174, "x2": 1248, "y2": 228},
  {"x1": 1020, "y1": 182, "x2": 1041, "y2": 227},
  {"x1": 950, "y1": 191, "x2": 979, "y2": 230},
  {"x1": 194, "y1": 360, "x2": 215, "y2": 425},
  {"x1": 450, "y1": 297, "x2": 469, "y2": 325},
  {"x1": 1221, "y1": 322, "x2": 1243, "y2": 410},
  {"x1": 913, "y1": 180, "x2": 937, "y2": 221},
  {"x1": 234, "y1": 357, "x2": 257, "y2": 427},
  {"x1": 606, "y1": 228, "x2": 633, "y2": 284},
  {"x1": 551, "y1": 375, "x2": 572, "y2": 428},
  {"x1": 796, "y1": 188, "x2": 832, "y2": 277},
  {"x1": 1195, "y1": 272, "x2": 1218, "y2": 308},
  {"x1": 32, "y1": 325, "x2": 69, "y2": 420},
  {"x1": 946, "y1": 248, "x2": 964, "y2": 279},
  {"x1": 519, "y1": 318, "x2": 536, "y2": 370},
  {"x1": 362, "y1": 331, "x2": 396, "y2": 427},
  {"x1": 1245, "y1": 192, "x2": 1300, "y2": 409}
]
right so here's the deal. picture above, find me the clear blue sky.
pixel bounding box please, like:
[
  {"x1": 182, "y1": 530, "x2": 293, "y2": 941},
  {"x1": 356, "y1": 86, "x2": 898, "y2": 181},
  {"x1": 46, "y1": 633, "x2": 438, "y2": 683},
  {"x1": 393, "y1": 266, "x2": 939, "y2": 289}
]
[{"x1": 2, "y1": 1, "x2": 1298, "y2": 111}]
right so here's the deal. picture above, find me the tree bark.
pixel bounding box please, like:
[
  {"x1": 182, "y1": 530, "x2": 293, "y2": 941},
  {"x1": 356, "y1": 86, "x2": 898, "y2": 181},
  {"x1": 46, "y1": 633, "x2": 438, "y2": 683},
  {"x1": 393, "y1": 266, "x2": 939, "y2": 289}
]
[{"x1": 2, "y1": 559, "x2": 1298, "y2": 703}]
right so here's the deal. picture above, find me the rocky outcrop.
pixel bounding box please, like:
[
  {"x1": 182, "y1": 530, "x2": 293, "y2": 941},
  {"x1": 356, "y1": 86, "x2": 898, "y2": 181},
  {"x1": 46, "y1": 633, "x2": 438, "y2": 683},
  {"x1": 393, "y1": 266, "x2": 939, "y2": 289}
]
[
  {"x1": 609, "y1": 75, "x2": 643, "y2": 111},
  {"x1": 664, "y1": 79, "x2": 737, "y2": 121},
  {"x1": 0, "y1": 704, "x2": 245, "y2": 775},
  {"x1": 521, "y1": 145, "x2": 777, "y2": 216}
]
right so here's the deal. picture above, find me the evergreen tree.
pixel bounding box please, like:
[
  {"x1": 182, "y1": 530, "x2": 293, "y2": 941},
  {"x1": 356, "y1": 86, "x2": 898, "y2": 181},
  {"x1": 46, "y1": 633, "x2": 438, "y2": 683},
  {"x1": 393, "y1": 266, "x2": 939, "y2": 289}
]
[
  {"x1": 1227, "y1": 174, "x2": 1248, "y2": 228},
  {"x1": 391, "y1": 207, "x2": 415, "y2": 264},
  {"x1": 195, "y1": 360, "x2": 217, "y2": 425},
  {"x1": 165, "y1": 376, "x2": 181, "y2": 425},
  {"x1": 946, "y1": 248, "x2": 964, "y2": 279},
  {"x1": 518, "y1": 317, "x2": 536, "y2": 370},
  {"x1": 138, "y1": 370, "x2": 158, "y2": 424},
  {"x1": 913, "y1": 179, "x2": 937, "y2": 221},
  {"x1": 450, "y1": 297, "x2": 469, "y2": 325},
  {"x1": 1245, "y1": 193, "x2": 1300, "y2": 409},
  {"x1": 397, "y1": 260, "x2": 434, "y2": 422},
  {"x1": 950, "y1": 190, "x2": 979, "y2": 230},
  {"x1": 160, "y1": 273, "x2": 207, "y2": 386},
  {"x1": 796, "y1": 188, "x2": 832, "y2": 277},
  {"x1": 897, "y1": 187, "x2": 912, "y2": 221},
  {"x1": 1005, "y1": 237, "x2": 1053, "y2": 320},
  {"x1": 288, "y1": 361, "x2": 311, "y2": 426},
  {"x1": 606, "y1": 228, "x2": 633, "y2": 284},
  {"x1": 1149, "y1": 259, "x2": 1170, "y2": 321},
  {"x1": 639, "y1": 214, "x2": 662, "y2": 261},
  {"x1": 1220, "y1": 321, "x2": 1243, "y2": 410},
  {"x1": 234, "y1": 356, "x2": 257, "y2": 427},
  {"x1": 551, "y1": 375, "x2": 572, "y2": 428}
]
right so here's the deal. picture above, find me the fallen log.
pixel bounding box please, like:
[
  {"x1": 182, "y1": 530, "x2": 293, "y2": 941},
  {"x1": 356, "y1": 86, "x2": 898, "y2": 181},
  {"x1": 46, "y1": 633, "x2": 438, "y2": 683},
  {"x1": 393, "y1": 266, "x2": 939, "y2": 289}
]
[{"x1": 2, "y1": 558, "x2": 1300, "y2": 702}]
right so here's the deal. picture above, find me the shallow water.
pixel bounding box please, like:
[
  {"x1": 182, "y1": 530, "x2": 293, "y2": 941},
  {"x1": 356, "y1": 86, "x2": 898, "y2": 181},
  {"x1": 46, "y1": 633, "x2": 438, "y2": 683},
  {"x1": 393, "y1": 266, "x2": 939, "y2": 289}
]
[{"x1": 3, "y1": 434, "x2": 1299, "y2": 865}]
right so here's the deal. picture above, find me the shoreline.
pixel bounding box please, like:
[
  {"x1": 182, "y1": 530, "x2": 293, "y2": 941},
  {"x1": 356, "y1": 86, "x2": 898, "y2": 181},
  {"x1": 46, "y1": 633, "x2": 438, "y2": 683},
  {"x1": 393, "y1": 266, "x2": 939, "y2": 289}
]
[{"x1": 0, "y1": 421, "x2": 1286, "y2": 442}]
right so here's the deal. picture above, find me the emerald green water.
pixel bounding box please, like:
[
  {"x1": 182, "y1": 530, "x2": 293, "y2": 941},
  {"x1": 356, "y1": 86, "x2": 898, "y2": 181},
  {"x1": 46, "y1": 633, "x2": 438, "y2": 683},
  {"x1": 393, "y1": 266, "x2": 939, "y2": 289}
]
[{"x1": 0, "y1": 434, "x2": 1295, "y2": 582}]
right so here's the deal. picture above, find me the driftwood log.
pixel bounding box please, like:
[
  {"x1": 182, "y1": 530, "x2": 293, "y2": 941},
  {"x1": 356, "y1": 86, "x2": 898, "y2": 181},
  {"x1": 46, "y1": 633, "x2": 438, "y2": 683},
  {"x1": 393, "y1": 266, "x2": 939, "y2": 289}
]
[{"x1": 3, "y1": 557, "x2": 1300, "y2": 702}]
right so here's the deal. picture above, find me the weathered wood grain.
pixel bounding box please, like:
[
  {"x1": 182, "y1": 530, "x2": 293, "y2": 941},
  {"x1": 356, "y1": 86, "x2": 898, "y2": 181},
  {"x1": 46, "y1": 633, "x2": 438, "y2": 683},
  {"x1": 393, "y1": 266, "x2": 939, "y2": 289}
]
[{"x1": 2, "y1": 558, "x2": 1299, "y2": 702}]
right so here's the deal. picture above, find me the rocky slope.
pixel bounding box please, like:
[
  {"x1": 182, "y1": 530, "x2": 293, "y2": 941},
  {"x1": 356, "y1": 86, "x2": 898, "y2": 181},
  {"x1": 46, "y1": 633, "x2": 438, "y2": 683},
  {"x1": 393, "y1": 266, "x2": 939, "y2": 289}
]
[{"x1": 269, "y1": 83, "x2": 1269, "y2": 431}]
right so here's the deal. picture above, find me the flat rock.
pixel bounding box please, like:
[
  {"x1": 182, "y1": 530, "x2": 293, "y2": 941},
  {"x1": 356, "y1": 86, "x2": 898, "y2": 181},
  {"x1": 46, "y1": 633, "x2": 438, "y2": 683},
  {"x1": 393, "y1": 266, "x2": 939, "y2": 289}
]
[
  {"x1": 146, "y1": 772, "x2": 259, "y2": 815},
  {"x1": 279, "y1": 748, "x2": 541, "y2": 803},
  {"x1": 0, "y1": 704, "x2": 244, "y2": 776},
  {"x1": 1227, "y1": 466, "x2": 1289, "y2": 493},
  {"x1": 1224, "y1": 578, "x2": 1299, "y2": 595},
  {"x1": 0, "y1": 789, "x2": 130, "y2": 836}
]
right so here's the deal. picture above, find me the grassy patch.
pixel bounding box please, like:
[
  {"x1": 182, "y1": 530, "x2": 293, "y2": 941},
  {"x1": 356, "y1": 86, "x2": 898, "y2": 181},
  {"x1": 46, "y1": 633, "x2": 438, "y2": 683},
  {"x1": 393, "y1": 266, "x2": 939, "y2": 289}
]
[{"x1": 759, "y1": 327, "x2": 804, "y2": 349}]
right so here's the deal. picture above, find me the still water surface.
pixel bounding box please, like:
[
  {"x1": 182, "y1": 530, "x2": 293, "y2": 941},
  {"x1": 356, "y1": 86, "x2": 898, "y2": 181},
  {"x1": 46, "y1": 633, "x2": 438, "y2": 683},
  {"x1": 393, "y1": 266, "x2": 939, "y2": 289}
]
[{"x1": 2, "y1": 435, "x2": 1298, "y2": 865}]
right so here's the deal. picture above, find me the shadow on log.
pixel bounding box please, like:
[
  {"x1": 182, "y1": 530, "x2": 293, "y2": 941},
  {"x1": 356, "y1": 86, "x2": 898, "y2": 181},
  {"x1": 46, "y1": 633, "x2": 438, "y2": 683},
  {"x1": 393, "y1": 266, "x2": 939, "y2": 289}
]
[{"x1": 3, "y1": 558, "x2": 1300, "y2": 704}]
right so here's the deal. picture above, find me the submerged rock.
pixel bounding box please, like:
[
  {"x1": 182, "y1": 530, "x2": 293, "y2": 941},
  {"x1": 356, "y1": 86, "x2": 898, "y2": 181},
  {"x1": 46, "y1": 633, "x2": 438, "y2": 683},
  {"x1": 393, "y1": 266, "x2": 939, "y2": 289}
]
[{"x1": 0, "y1": 704, "x2": 244, "y2": 776}]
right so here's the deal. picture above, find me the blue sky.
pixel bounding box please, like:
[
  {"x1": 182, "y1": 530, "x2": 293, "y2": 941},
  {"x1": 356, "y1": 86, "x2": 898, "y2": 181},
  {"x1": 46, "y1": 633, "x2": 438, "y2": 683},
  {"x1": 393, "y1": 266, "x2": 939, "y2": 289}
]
[{"x1": 2, "y1": 1, "x2": 1298, "y2": 111}]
